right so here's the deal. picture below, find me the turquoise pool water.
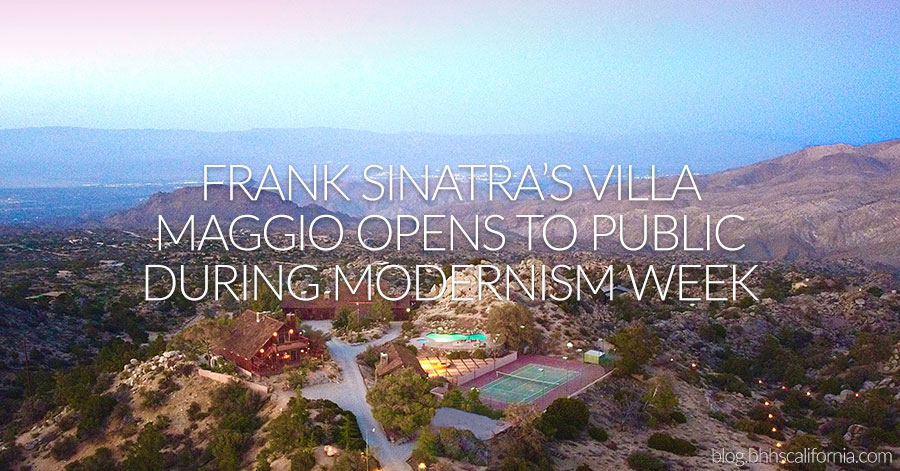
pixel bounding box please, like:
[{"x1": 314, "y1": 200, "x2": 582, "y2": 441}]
[{"x1": 426, "y1": 333, "x2": 487, "y2": 343}]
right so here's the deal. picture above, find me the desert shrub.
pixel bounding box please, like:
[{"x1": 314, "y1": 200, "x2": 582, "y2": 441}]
[
  {"x1": 187, "y1": 401, "x2": 206, "y2": 421},
  {"x1": 255, "y1": 454, "x2": 271, "y2": 471},
  {"x1": 699, "y1": 322, "x2": 727, "y2": 343},
  {"x1": 76, "y1": 394, "x2": 117, "y2": 438},
  {"x1": 440, "y1": 387, "x2": 500, "y2": 419},
  {"x1": 121, "y1": 419, "x2": 167, "y2": 471},
  {"x1": 436, "y1": 427, "x2": 489, "y2": 465},
  {"x1": 706, "y1": 373, "x2": 751, "y2": 397},
  {"x1": 782, "y1": 434, "x2": 825, "y2": 471},
  {"x1": 285, "y1": 367, "x2": 307, "y2": 390},
  {"x1": 626, "y1": 451, "x2": 665, "y2": 471},
  {"x1": 537, "y1": 398, "x2": 589, "y2": 439},
  {"x1": 65, "y1": 447, "x2": 117, "y2": 471},
  {"x1": 472, "y1": 348, "x2": 487, "y2": 359},
  {"x1": 0, "y1": 444, "x2": 22, "y2": 470},
  {"x1": 58, "y1": 412, "x2": 80, "y2": 431},
  {"x1": 671, "y1": 410, "x2": 687, "y2": 424},
  {"x1": 51, "y1": 436, "x2": 79, "y2": 460},
  {"x1": 642, "y1": 379, "x2": 679, "y2": 425},
  {"x1": 735, "y1": 418, "x2": 785, "y2": 440},
  {"x1": 266, "y1": 396, "x2": 322, "y2": 455},
  {"x1": 647, "y1": 432, "x2": 697, "y2": 456},
  {"x1": 289, "y1": 449, "x2": 316, "y2": 471},
  {"x1": 208, "y1": 382, "x2": 264, "y2": 471},
  {"x1": 588, "y1": 426, "x2": 608, "y2": 442},
  {"x1": 411, "y1": 428, "x2": 437, "y2": 465},
  {"x1": 360, "y1": 346, "x2": 379, "y2": 369},
  {"x1": 575, "y1": 465, "x2": 591, "y2": 471},
  {"x1": 140, "y1": 389, "x2": 167, "y2": 409},
  {"x1": 331, "y1": 451, "x2": 373, "y2": 471}
]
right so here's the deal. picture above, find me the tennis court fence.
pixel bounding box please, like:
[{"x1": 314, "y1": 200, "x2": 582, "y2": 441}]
[{"x1": 454, "y1": 351, "x2": 518, "y2": 386}]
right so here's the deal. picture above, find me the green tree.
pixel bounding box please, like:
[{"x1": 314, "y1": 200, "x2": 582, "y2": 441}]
[
  {"x1": 208, "y1": 382, "x2": 263, "y2": 471},
  {"x1": 338, "y1": 412, "x2": 366, "y2": 451},
  {"x1": 248, "y1": 283, "x2": 283, "y2": 313},
  {"x1": 172, "y1": 316, "x2": 232, "y2": 366},
  {"x1": 642, "y1": 377, "x2": 679, "y2": 425},
  {"x1": 333, "y1": 305, "x2": 358, "y2": 331},
  {"x1": 366, "y1": 369, "x2": 436, "y2": 437},
  {"x1": 121, "y1": 420, "x2": 167, "y2": 471},
  {"x1": 265, "y1": 396, "x2": 321, "y2": 455},
  {"x1": 610, "y1": 321, "x2": 659, "y2": 375},
  {"x1": 77, "y1": 394, "x2": 117, "y2": 438},
  {"x1": 493, "y1": 404, "x2": 553, "y2": 471},
  {"x1": 536, "y1": 398, "x2": 590, "y2": 439},
  {"x1": 485, "y1": 303, "x2": 539, "y2": 351},
  {"x1": 370, "y1": 296, "x2": 393, "y2": 324}
]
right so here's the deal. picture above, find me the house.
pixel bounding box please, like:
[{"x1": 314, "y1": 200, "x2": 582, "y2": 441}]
[
  {"x1": 282, "y1": 284, "x2": 414, "y2": 321},
  {"x1": 216, "y1": 310, "x2": 312, "y2": 376},
  {"x1": 375, "y1": 343, "x2": 426, "y2": 378}
]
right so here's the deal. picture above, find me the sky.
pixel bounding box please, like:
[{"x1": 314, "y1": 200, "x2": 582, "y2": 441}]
[{"x1": 0, "y1": 0, "x2": 898, "y2": 145}]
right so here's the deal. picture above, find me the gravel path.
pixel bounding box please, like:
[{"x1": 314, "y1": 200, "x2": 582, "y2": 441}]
[{"x1": 301, "y1": 322, "x2": 415, "y2": 471}]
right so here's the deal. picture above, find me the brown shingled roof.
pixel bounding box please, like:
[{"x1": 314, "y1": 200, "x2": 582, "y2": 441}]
[
  {"x1": 375, "y1": 343, "x2": 426, "y2": 378},
  {"x1": 219, "y1": 310, "x2": 285, "y2": 360}
]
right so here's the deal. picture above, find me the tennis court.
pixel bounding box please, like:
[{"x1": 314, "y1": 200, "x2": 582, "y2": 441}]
[{"x1": 478, "y1": 363, "x2": 577, "y2": 405}]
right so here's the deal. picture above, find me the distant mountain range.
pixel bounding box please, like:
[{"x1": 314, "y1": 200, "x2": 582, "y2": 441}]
[
  {"x1": 3, "y1": 126, "x2": 898, "y2": 268},
  {"x1": 101, "y1": 138, "x2": 900, "y2": 268},
  {"x1": 105, "y1": 186, "x2": 353, "y2": 230},
  {"x1": 0, "y1": 127, "x2": 798, "y2": 187},
  {"x1": 426, "y1": 139, "x2": 900, "y2": 267}
]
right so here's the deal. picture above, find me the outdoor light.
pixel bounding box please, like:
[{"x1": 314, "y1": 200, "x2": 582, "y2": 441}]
[
  {"x1": 273, "y1": 332, "x2": 278, "y2": 337},
  {"x1": 806, "y1": 391, "x2": 812, "y2": 396},
  {"x1": 289, "y1": 329, "x2": 294, "y2": 334},
  {"x1": 566, "y1": 342, "x2": 573, "y2": 349},
  {"x1": 768, "y1": 413, "x2": 773, "y2": 419},
  {"x1": 771, "y1": 427, "x2": 777, "y2": 433},
  {"x1": 776, "y1": 442, "x2": 782, "y2": 448},
  {"x1": 259, "y1": 348, "x2": 265, "y2": 354},
  {"x1": 419, "y1": 463, "x2": 426, "y2": 469},
  {"x1": 758, "y1": 379, "x2": 763, "y2": 384},
  {"x1": 764, "y1": 401, "x2": 770, "y2": 406}
]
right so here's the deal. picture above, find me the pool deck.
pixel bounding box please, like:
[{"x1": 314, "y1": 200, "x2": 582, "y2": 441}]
[{"x1": 463, "y1": 354, "x2": 607, "y2": 411}]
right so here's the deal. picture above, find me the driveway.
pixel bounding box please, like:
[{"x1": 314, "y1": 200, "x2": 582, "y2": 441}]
[{"x1": 301, "y1": 322, "x2": 415, "y2": 471}]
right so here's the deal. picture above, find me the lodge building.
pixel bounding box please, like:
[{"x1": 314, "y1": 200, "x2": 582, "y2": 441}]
[{"x1": 216, "y1": 310, "x2": 317, "y2": 376}]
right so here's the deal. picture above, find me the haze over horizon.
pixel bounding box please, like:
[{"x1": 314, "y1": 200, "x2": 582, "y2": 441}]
[{"x1": 1, "y1": 1, "x2": 899, "y2": 147}]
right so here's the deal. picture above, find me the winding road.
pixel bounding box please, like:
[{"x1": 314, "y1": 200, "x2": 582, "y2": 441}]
[{"x1": 300, "y1": 321, "x2": 415, "y2": 471}]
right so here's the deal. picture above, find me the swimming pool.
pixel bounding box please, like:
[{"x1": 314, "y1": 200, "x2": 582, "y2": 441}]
[{"x1": 426, "y1": 333, "x2": 488, "y2": 343}]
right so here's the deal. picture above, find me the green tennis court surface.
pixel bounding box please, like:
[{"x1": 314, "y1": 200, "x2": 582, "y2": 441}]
[{"x1": 479, "y1": 364, "x2": 577, "y2": 404}]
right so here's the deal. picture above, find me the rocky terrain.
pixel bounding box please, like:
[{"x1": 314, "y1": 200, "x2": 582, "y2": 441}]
[{"x1": 422, "y1": 139, "x2": 900, "y2": 268}]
